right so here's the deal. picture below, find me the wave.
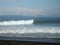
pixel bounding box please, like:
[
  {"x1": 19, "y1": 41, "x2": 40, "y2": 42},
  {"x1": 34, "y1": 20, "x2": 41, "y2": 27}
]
[
  {"x1": 0, "y1": 20, "x2": 33, "y2": 25},
  {"x1": 0, "y1": 26, "x2": 60, "y2": 38},
  {"x1": 0, "y1": 19, "x2": 60, "y2": 25},
  {"x1": 34, "y1": 20, "x2": 60, "y2": 23},
  {"x1": 0, "y1": 26, "x2": 60, "y2": 34}
]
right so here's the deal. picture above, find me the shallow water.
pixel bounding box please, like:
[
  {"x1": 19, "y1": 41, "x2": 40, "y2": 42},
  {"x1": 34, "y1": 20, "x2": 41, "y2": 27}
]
[{"x1": 0, "y1": 21, "x2": 60, "y2": 38}]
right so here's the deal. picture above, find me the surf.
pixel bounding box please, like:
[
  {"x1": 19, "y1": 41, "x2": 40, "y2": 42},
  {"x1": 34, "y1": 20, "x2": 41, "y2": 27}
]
[{"x1": 0, "y1": 20, "x2": 33, "y2": 25}]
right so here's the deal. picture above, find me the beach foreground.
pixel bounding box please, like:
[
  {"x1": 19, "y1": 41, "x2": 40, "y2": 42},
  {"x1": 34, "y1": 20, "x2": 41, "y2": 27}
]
[
  {"x1": 0, "y1": 37, "x2": 60, "y2": 45},
  {"x1": 0, "y1": 40, "x2": 60, "y2": 45}
]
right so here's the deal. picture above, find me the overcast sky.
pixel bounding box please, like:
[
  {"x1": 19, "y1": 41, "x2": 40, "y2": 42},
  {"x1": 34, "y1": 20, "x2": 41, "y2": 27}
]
[{"x1": 0, "y1": 0, "x2": 60, "y2": 17}]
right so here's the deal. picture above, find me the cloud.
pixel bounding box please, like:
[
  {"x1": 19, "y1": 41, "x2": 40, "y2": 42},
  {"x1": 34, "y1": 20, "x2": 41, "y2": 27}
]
[
  {"x1": 46, "y1": 8, "x2": 60, "y2": 16},
  {"x1": 16, "y1": 8, "x2": 45, "y2": 16},
  {"x1": 1, "y1": 7, "x2": 60, "y2": 17},
  {"x1": 0, "y1": 7, "x2": 46, "y2": 16}
]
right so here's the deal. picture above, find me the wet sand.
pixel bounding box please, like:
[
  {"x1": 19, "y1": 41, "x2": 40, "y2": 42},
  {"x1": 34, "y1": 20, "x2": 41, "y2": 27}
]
[
  {"x1": 0, "y1": 37, "x2": 60, "y2": 45},
  {"x1": 0, "y1": 40, "x2": 60, "y2": 45}
]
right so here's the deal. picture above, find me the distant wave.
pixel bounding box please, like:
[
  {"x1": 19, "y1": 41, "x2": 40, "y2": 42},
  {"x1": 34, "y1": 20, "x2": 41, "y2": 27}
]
[{"x1": 0, "y1": 20, "x2": 33, "y2": 25}]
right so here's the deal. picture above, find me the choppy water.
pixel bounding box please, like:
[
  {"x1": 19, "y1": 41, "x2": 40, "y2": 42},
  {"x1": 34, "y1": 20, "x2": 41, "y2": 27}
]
[
  {"x1": 0, "y1": 20, "x2": 60, "y2": 38},
  {"x1": 0, "y1": 15, "x2": 60, "y2": 38}
]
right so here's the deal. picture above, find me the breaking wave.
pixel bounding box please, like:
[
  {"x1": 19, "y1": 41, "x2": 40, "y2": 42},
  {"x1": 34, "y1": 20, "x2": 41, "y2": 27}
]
[
  {"x1": 0, "y1": 19, "x2": 60, "y2": 25},
  {"x1": 0, "y1": 26, "x2": 60, "y2": 38},
  {"x1": 0, "y1": 20, "x2": 33, "y2": 25}
]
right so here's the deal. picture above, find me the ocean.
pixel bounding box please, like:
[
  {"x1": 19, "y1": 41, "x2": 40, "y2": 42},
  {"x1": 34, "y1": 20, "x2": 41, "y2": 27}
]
[{"x1": 0, "y1": 15, "x2": 60, "y2": 43}]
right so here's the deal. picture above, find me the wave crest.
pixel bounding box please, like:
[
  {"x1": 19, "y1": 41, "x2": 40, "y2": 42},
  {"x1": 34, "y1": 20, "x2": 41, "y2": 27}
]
[{"x1": 0, "y1": 20, "x2": 33, "y2": 25}]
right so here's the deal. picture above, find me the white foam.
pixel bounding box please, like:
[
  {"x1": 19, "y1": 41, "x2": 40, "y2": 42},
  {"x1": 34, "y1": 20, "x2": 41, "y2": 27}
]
[
  {"x1": 0, "y1": 26, "x2": 60, "y2": 38},
  {"x1": 0, "y1": 20, "x2": 33, "y2": 25},
  {"x1": 0, "y1": 26, "x2": 60, "y2": 34}
]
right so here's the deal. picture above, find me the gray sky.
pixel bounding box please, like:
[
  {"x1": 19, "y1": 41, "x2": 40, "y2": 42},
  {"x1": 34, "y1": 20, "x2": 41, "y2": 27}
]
[{"x1": 0, "y1": 0, "x2": 60, "y2": 17}]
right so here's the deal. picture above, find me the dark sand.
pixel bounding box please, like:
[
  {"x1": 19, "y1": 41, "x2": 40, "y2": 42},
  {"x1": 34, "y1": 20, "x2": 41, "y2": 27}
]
[
  {"x1": 0, "y1": 40, "x2": 60, "y2": 45},
  {"x1": 0, "y1": 37, "x2": 60, "y2": 45}
]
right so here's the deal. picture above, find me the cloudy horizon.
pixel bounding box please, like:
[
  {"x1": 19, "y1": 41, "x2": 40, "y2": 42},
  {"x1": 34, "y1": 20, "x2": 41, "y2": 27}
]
[{"x1": 0, "y1": 0, "x2": 60, "y2": 17}]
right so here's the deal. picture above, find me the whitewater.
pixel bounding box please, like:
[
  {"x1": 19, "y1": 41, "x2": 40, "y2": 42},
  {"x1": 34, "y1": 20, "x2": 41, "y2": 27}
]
[
  {"x1": 0, "y1": 24, "x2": 60, "y2": 38},
  {"x1": 0, "y1": 20, "x2": 33, "y2": 25},
  {"x1": 0, "y1": 19, "x2": 60, "y2": 38}
]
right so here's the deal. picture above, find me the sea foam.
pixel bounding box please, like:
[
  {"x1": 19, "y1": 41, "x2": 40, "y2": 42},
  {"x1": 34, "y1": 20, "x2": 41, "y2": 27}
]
[
  {"x1": 0, "y1": 26, "x2": 60, "y2": 34},
  {"x1": 0, "y1": 20, "x2": 33, "y2": 25},
  {"x1": 0, "y1": 25, "x2": 60, "y2": 38}
]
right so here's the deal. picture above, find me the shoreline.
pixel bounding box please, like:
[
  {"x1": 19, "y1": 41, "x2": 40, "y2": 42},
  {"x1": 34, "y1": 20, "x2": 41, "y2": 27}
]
[
  {"x1": 0, "y1": 37, "x2": 60, "y2": 45},
  {"x1": 0, "y1": 40, "x2": 60, "y2": 45}
]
